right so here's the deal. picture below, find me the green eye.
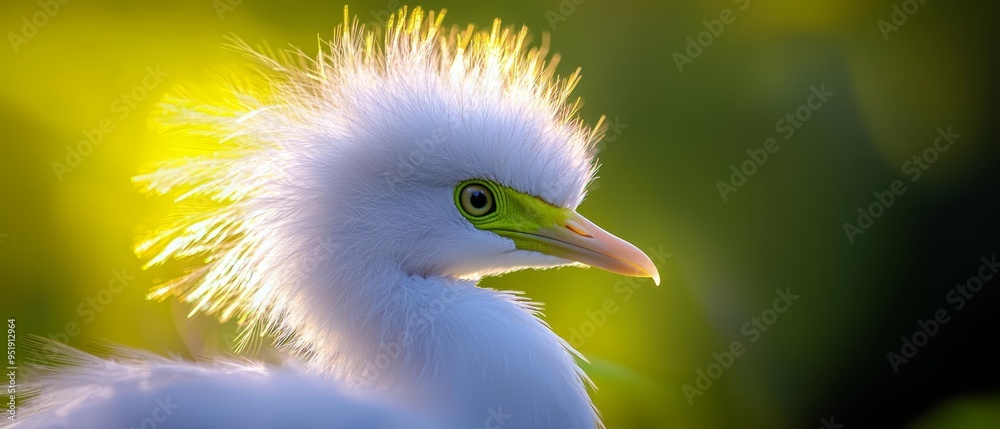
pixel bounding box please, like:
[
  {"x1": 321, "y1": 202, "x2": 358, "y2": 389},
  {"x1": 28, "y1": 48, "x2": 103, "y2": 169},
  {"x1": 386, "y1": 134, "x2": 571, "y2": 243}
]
[{"x1": 458, "y1": 182, "x2": 496, "y2": 217}]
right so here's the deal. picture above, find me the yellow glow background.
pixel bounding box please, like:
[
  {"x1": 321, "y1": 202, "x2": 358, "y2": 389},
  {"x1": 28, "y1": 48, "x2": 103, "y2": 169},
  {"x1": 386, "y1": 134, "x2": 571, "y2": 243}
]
[{"x1": 1, "y1": 0, "x2": 998, "y2": 427}]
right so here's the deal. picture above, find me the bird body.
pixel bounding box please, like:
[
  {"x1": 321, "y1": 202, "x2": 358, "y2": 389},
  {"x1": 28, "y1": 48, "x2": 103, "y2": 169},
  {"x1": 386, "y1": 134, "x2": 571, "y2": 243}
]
[
  {"x1": 15, "y1": 7, "x2": 657, "y2": 429},
  {"x1": 16, "y1": 345, "x2": 436, "y2": 428},
  {"x1": 19, "y1": 282, "x2": 590, "y2": 428}
]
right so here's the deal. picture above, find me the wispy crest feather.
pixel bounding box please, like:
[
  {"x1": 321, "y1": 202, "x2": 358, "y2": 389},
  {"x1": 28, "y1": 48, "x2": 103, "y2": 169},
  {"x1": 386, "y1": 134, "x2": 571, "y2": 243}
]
[{"x1": 132, "y1": 6, "x2": 603, "y2": 346}]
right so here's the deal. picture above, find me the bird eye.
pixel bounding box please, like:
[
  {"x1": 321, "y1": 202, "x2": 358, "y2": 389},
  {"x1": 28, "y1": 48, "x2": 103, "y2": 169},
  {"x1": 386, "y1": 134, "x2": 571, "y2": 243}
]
[{"x1": 459, "y1": 183, "x2": 495, "y2": 217}]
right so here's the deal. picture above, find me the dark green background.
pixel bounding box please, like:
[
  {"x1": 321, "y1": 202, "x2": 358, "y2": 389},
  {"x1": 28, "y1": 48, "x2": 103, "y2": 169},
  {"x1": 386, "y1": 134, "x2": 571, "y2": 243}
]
[{"x1": 2, "y1": 0, "x2": 998, "y2": 427}]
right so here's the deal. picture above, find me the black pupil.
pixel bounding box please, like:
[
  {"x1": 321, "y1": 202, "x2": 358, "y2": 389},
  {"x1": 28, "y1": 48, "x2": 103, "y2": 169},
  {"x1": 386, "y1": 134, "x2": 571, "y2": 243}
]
[{"x1": 470, "y1": 190, "x2": 488, "y2": 209}]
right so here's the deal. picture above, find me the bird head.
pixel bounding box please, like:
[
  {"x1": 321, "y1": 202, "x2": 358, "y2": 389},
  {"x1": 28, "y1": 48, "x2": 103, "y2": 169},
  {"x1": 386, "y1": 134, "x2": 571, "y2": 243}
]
[
  {"x1": 135, "y1": 7, "x2": 657, "y2": 333},
  {"x1": 319, "y1": 51, "x2": 660, "y2": 285}
]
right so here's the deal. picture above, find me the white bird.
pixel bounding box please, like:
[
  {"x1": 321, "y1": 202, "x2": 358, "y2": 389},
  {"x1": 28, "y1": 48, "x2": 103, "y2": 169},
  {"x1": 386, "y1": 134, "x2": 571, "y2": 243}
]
[{"x1": 15, "y1": 7, "x2": 658, "y2": 429}]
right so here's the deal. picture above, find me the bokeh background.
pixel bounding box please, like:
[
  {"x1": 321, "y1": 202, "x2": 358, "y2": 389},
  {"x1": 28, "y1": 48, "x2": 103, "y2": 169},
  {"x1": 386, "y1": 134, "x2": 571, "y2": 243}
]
[{"x1": 2, "y1": 0, "x2": 998, "y2": 427}]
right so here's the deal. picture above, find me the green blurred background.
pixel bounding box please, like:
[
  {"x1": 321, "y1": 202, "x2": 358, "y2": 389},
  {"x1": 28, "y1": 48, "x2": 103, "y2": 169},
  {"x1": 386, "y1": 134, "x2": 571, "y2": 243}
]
[{"x1": 2, "y1": 0, "x2": 998, "y2": 427}]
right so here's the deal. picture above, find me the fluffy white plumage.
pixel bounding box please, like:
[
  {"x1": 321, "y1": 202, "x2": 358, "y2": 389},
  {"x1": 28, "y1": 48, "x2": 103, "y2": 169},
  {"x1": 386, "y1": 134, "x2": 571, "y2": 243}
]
[{"x1": 15, "y1": 7, "x2": 619, "y2": 429}]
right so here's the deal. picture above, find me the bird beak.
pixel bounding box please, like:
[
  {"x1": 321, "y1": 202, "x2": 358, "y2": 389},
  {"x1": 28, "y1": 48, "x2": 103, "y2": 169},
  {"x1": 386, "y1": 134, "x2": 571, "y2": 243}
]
[{"x1": 496, "y1": 211, "x2": 661, "y2": 285}]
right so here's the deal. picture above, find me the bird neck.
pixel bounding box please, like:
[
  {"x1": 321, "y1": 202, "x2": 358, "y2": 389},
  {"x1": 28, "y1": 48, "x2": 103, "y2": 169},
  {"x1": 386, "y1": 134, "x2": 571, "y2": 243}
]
[{"x1": 289, "y1": 256, "x2": 597, "y2": 428}]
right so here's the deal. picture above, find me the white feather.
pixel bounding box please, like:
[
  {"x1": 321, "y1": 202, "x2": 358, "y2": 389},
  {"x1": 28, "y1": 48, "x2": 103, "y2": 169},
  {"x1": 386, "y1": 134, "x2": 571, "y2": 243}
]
[
  {"x1": 17, "y1": 6, "x2": 608, "y2": 428},
  {"x1": 14, "y1": 340, "x2": 436, "y2": 429}
]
